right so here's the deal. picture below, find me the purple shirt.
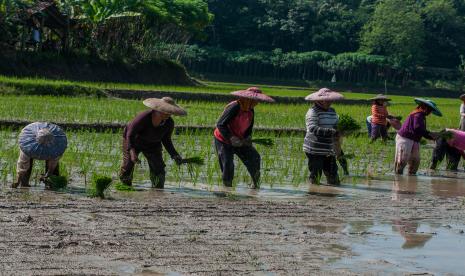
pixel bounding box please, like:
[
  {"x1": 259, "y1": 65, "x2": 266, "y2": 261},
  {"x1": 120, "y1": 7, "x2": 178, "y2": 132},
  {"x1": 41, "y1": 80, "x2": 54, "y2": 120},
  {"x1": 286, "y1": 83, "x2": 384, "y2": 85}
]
[{"x1": 398, "y1": 111, "x2": 431, "y2": 142}]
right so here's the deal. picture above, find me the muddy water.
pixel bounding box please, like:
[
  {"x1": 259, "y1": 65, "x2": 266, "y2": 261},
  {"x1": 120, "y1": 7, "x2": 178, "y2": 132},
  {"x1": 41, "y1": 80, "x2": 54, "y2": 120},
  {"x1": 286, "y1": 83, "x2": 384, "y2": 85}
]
[
  {"x1": 329, "y1": 221, "x2": 465, "y2": 274},
  {"x1": 1, "y1": 174, "x2": 464, "y2": 275}
]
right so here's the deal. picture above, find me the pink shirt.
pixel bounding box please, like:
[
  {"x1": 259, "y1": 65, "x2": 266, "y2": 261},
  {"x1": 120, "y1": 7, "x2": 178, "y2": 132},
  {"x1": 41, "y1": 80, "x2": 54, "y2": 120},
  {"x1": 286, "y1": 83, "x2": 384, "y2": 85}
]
[{"x1": 446, "y1": 129, "x2": 465, "y2": 152}]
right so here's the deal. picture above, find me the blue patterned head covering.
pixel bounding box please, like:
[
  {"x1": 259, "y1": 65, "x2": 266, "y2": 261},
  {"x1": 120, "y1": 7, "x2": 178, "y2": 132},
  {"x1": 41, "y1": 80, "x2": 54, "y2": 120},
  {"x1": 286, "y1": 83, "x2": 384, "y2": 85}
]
[{"x1": 19, "y1": 122, "x2": 67, "y2": 160}]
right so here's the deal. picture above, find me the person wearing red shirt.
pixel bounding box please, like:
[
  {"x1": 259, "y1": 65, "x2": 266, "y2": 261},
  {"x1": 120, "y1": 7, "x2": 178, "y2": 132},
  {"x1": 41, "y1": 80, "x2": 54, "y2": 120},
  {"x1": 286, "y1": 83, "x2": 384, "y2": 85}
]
[{"x1": 214, "y1": 87, "x2": 274, "y2": 188}]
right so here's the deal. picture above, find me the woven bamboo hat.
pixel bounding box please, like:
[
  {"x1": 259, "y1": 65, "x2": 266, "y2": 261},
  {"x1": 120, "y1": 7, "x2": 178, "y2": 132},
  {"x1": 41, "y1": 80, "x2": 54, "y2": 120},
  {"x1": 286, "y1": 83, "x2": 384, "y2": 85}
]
[
  {"x1": 19, "y1": 122, "x2": 67, "y2": 160},
  {"x1": 370, "y1": 94, "x2": 391, "y2": 101},
  {"x1": 143, "y1": 97, "x2": 187, "y2": 116},
  {"x1": 305, "y1": 88, "x2": 344, "y2": 102},
  {"x1": 231, "y1": 87, "x2": 275, "y2": 103},
  {"x1": 414, "y1": 98, "x2": 442, "y2": 117}
]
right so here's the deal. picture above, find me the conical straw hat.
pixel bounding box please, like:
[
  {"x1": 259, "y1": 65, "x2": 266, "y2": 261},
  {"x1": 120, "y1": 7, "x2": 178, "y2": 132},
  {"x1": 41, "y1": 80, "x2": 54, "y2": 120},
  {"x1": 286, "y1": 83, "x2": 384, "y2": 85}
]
[
  {"x1": 19, "y1": 122, "x2": 67, "y2": 160},
  {"x1": 305, "y1": 88, "x2": 344, "y2": 102},
  {"x1": 231, "y1": 87, "x2": 275, "y2": 103},
  {"x1": 143, "y1": 97, "x2": 187, "y2": 116}
]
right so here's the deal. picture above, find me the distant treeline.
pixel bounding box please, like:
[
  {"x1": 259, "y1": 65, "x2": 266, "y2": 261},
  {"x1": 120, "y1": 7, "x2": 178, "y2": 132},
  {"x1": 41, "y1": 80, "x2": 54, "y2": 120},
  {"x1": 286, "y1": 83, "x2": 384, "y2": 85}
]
[
  {"x1": 182, "y1": 0, "x2": 465, "y2": 85},
  {"x1": 181, "y1": 46, "x2": 459, "y2": 85}
]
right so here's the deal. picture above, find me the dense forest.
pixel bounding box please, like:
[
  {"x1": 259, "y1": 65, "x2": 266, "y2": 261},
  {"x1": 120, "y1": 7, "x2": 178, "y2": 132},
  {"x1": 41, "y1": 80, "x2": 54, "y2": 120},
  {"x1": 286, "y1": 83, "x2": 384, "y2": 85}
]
[{"x1": 1, "y1": 0, "x2": 465, "y2": 85}]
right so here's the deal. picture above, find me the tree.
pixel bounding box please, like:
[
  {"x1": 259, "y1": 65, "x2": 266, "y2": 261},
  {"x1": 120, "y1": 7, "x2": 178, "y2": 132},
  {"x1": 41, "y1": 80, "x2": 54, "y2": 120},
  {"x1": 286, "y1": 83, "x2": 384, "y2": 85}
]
[
  {"x1": 420, "y1": 0, "x2": 465, "y2": 67},
  {"x1": 360, "y1": 0, "x2": 425, "y2": 72}
]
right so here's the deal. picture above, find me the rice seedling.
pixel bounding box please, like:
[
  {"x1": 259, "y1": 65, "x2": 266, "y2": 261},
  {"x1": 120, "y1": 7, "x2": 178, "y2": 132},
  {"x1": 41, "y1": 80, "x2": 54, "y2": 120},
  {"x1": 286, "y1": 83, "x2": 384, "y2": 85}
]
[
  {"x1": 337, "y1": 114, "x2": 361, "y2": 135},
  {"x1": 181, "y1": 156, "x2": 205, "y2": 165},
  {"x1": 44, "y1": 175, "x2": 68, "y2": 191},
  {"x1": 87, "y1": 174, "x2": 113, "y2": 199},
  {"x1": 251, "y1": 138, "x2": 274, "y2": 147},
  {"x1": 114, "y1": 182, "x2": 136, "y2": 192}
]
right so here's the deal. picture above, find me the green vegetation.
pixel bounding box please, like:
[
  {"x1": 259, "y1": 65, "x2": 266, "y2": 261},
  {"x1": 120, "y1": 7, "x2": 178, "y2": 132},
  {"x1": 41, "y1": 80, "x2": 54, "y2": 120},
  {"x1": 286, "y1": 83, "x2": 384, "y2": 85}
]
[
  {"x1": 44, "y1": 175, "x2": 68, "y2": 191},
  {"x1": 88, "y1": 174, "x2": 113, "y2": 199},
  {"x1": 338, "y1": 114, "x2": 362, "y2": 135},
  {"x1": 114, "y1": 182, "x2": 136, "y2": 192},
  {"x1": 251, "y1": 138, "x2": 274, "y2": 147}
]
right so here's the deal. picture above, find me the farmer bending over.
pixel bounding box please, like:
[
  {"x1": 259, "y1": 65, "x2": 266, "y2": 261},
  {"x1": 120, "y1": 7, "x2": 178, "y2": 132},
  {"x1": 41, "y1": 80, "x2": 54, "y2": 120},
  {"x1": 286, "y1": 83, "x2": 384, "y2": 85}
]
[
  {"x1": 430, "y1": 129, "x2": 465, "y2": 171},
  {"x1": 395, "y1": 98, "x2": 441, "y2": 175},
  {"x1": 214, "y1": 87, "x2": 275, "y2": 188},
  {"x1": 303, "y1": 88, "x2": 344, "y2": 185},
  {"x1": 13, "y1": 122, "x2": 67, "y2": 188},
  {"x1": 119, "y1": 97, "x2": 186, "y2": 188}
]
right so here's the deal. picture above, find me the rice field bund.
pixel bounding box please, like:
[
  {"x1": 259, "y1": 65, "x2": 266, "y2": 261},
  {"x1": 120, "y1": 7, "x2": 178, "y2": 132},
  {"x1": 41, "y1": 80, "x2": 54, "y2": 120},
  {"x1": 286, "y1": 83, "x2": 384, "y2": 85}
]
[{"x1": 1, "y1": 76, "x2": 465, "y2": 275}]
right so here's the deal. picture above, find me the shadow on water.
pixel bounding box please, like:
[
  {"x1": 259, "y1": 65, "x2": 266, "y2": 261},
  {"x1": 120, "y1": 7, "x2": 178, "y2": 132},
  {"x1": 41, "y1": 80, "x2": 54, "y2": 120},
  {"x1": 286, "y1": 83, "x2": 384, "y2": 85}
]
[{"x1": 328, "y1": 219, "x2": 465, "y2": 274}]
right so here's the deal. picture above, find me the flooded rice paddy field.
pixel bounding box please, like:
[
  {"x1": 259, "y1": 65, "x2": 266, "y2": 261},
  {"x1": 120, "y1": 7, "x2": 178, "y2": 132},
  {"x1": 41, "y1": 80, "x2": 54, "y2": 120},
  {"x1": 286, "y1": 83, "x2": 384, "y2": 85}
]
[
  {"x1": 1, "y1": 175, "x2": 465, "y2": 275},
  {"x1": 1, "y1": 129, "x2": 465, "y2": 275}
]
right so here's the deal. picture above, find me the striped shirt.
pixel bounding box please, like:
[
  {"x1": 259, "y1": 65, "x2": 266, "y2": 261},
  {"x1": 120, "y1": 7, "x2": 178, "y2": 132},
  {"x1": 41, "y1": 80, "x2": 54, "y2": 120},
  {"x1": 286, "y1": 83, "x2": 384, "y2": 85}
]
[
  {"x1": 303, "y1": 105, "x2": 338, "y2": 156},
  {"x1": 371, "y1": 104, "x2": 388, "y2": 126}
]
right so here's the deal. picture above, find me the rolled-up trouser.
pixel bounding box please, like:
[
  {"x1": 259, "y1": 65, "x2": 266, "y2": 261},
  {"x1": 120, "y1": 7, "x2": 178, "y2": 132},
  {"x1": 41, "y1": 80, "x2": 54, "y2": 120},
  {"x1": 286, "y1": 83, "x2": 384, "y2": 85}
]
[
  {"x1": 371, "y1": 123, "x2": 388, "y2": 140},
  {"x1": 214, "y1": 138, "x2": 261, "y2": 186},
  {"x1": 305, "y1": 153, "x2": 340, "y2": 185},
  {"x1": 431, "y1": 137, "x2": 462, "y2": 171},
  {"x1": 395, "y1": 134, "x2": 420, "y2": 175},
  {"x1": 14, "y1": 150, "x2": 60, "y2": 187},
  {"x1": 119, "y1": 138, "x2": 166, "y2": 188}
]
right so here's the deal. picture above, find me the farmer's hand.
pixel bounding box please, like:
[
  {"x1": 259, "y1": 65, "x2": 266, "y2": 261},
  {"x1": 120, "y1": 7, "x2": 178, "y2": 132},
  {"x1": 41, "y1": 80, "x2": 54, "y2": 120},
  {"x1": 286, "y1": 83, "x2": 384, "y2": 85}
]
[
  {"x1": 242, "y1": 136, "x2": 252, "y2": 147},
  {"x1": 230, "y1": 136, "x2": 243, "y2": 147},
  {"x1": 429, "y1": 132, "x2": 440, "y2": 140},
  {"x1": 173, "y1": 155, "x2": 184, "y2": 165},
  {"x1": 130, "y1": 149, "x2": 140, "y2": 164}
]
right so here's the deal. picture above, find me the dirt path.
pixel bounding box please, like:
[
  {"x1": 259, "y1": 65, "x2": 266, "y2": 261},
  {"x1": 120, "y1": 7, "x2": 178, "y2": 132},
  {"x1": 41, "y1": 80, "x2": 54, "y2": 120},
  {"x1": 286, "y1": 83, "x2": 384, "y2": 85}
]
[{"x1": 0, "y1": 178, "x2": 464, "y2": 275}]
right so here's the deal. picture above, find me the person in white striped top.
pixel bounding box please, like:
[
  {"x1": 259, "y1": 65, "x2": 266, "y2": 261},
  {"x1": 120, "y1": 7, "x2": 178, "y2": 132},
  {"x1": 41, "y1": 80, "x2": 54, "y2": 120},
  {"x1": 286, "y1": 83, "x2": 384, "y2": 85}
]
[{"x1": 303, "y1": 88, "x2": 344, "y2": 185}]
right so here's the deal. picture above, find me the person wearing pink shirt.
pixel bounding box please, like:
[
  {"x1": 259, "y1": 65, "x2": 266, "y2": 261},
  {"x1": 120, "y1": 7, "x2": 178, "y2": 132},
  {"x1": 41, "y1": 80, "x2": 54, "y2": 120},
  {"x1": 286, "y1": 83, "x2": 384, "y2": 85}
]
[{"x1": 430, "y1": 129, "x2": 465, "y2": 171}]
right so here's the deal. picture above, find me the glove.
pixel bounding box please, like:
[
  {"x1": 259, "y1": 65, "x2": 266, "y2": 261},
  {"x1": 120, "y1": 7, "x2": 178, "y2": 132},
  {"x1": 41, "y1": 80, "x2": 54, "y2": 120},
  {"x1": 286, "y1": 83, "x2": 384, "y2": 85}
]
[
  {"x1": 243, "y1": 136, "x2": 252, "y2": 147},
  {"x1": 173, "y1": 155, "x2": 184, "y2": 165},
  {"x1": 230, "y1": 136, "x2": 243, "y2": 147}
]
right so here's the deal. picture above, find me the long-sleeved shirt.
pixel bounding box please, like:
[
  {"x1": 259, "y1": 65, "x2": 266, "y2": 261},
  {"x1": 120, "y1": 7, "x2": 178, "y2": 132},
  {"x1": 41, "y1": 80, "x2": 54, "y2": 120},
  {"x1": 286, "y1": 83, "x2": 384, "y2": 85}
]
[
  {"x1": 398, "y1": 111, "x2": 432, "y2": 142},
  {"x1": 214, "y1": 101, "x2": 254, "y2": 144},
  {"x1": 371, "y1": 104, "x2": 388, "y2": 126},
  {"x1": 303, "y1": 105, "x2": 338, "y2": 156},
  {"x1": 446, "y1": 129, "x2": 465, "y2": 154},
  {"x1": 123, "y1": 110, "x2": 179, "y2": 157}
]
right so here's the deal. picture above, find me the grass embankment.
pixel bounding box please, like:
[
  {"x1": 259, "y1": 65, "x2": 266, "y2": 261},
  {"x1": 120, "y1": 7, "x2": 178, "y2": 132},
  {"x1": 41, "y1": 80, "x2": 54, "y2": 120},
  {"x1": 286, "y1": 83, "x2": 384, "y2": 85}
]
[
  {"x1": 0, "y1": 94, "x2": 460, "y2": 130},
  {"x1": 2, "y1": 75, "x2": 461, "y2": 101},
  {"x1": 0, "y1": 129, "x2": 440, "y2": 188}
]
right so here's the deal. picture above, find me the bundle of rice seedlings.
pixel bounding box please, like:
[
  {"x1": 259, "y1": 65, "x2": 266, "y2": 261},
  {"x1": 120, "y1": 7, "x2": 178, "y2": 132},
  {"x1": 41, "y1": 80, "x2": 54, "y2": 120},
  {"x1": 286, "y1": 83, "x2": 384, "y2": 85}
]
[
  {"x1": 181, "y1": 156, "x2": 204, "y2": 166},
  {"x1": 438, "y1": 130, "x2": 454, "y2": 140},
  {"x1": 88, "y1": 174, "x2": 112, "y2": 199},
  {"x1": 114, "y1": 182, "x2": 136, "y2": 192},
  {"x1": 252, "y1": 138, "x2": 274, "y2": 147},
  {"x1": 44, "y1": 175, "x2": 68, "y2": 190},
  {"x1": 337, "y1": 114, "x2": 361, "y2": 136}
]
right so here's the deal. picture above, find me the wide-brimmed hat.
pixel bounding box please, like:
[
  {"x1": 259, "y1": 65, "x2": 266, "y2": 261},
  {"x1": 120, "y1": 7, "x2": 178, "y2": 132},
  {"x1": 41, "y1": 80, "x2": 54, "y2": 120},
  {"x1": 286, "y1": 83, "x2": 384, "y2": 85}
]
[
  {"x1": 305, "y1": 88, "x2": 344, "y2": 102},
  {"x1": 230, "y1": 87, "x2": 275, "y2": 103},
  {"x1": 19, "y1": 122, "x2": 67, "y2": 160},
  {"x1": 460, "y1": 94, "x2": 465, "y2": 101},
  {"x1": 414, "y1": 98, "x2": 442, "y2": 117},
  {"x1": 370, "y1": 94, "x2": 391, "y2": 101},
  {"x1": 143, "y1": 97, "x2": 187, "y2": 116}
]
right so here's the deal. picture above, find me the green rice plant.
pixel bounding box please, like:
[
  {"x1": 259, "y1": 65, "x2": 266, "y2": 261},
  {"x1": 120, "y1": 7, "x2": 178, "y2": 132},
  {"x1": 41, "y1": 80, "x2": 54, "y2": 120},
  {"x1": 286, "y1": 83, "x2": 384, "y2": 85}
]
[
  {"x1": 438, "y1": 130, "x2": 454, "y2": 140},
  {"x1": 182, "y1": 156, "x2": 205, "y2": 165},
  {"x1": 252, "y1": 138, "x2": 274, "y2": 147},
  {"x1": 87, "y1": 174, "x2": 113, "y2": 199},
  {"x1": 337, "y1": 114, "x2": 361, "y2": 135},
  {"x1": 44, "y1": 175, "x2": 68, "y2": 190},
  {"x1": 114, "y1": 182, "x2": 136, "y2": 192}
]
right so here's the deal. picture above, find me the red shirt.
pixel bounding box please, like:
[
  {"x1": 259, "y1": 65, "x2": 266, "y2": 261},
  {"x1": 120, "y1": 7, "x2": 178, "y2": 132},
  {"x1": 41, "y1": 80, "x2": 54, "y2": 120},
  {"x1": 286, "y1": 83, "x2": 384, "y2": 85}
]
[{"x1": 214, "y1": 101, "x2": 254, "y2": 144}]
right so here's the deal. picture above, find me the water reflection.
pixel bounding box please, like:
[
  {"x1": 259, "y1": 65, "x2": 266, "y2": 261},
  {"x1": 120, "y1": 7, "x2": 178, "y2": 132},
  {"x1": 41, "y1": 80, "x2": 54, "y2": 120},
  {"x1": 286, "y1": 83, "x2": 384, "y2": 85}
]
[
  {"x1": 391, "y1": 219, "x2": 433, "y2": 249},
  {"x1": 391, "y1": 176, "x2": 417, "y2": 201},
  {"x1": 332, "y1": 220, "x2": 465, "y2": 274}
]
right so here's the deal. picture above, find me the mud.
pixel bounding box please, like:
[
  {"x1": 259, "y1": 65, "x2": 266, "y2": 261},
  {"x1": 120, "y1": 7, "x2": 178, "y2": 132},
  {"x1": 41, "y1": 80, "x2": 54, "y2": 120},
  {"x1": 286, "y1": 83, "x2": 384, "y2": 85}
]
[{"x1": 1, "y1": 175, "x2": 464, "y2": 275}]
